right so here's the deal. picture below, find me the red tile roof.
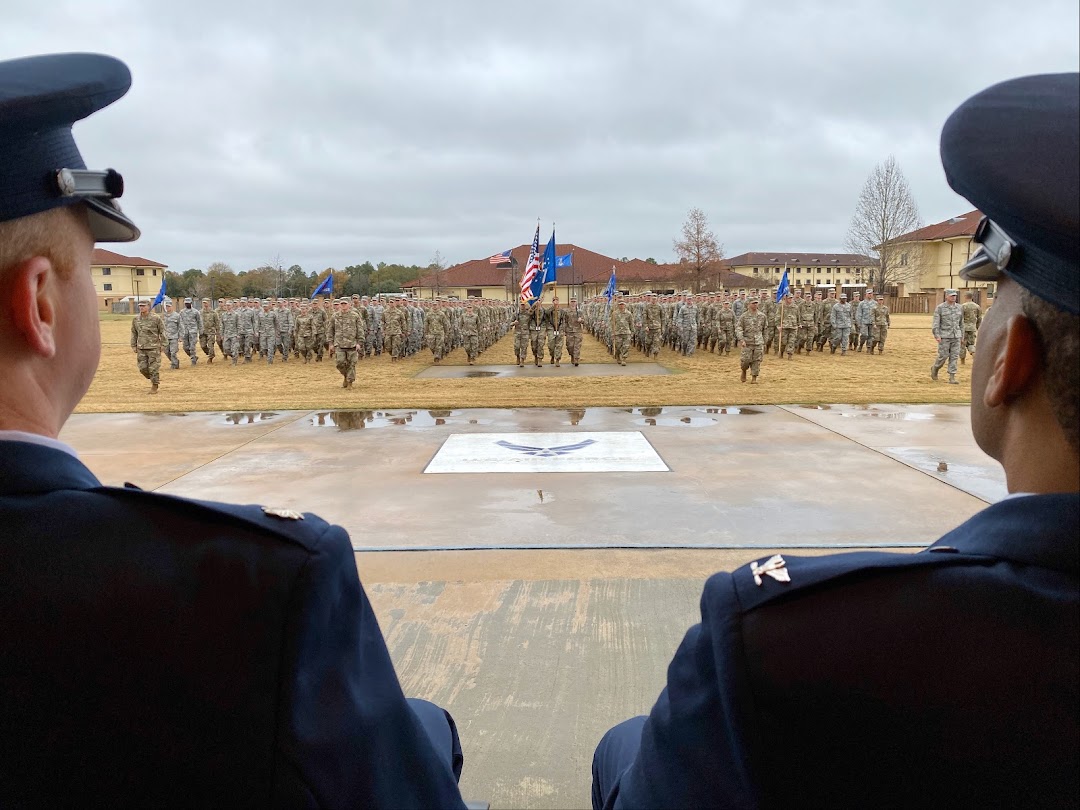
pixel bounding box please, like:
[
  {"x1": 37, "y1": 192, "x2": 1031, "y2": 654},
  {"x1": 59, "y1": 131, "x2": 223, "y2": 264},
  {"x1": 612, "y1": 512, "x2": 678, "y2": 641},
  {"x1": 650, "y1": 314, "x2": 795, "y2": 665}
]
[
  {"x1": 404, "y1": 243, "x2": 624, "y2": 288},
  {"x1": 91, "y1": 248, "x2": 168, "y2": 268},
  {"x1": 888, "y1": 210, "x2": 982, "y2": 244},
  {"x1": 726, "y1": 252, "x2": 876, "y2": 267}
]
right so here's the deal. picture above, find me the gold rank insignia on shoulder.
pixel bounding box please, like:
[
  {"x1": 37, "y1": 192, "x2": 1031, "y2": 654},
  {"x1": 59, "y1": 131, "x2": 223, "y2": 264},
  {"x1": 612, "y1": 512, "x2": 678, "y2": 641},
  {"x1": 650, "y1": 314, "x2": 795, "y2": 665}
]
[
  {"x1": 751, "y1": 554, "x2": 790, "y2": 586},
  {"x1": 262, "y1": 506, "x2": 304, "y2": 521}
]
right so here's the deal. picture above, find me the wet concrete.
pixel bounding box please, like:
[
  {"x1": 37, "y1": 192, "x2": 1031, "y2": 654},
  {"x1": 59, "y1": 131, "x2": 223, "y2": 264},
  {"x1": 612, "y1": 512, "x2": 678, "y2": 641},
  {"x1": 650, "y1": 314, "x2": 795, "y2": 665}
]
[
  {"x1": 63, "y1": 405, "x2": 999, "y2": 550},
  {"x1": 415, "y1": 363, "x2": 671, "y2": 378}
]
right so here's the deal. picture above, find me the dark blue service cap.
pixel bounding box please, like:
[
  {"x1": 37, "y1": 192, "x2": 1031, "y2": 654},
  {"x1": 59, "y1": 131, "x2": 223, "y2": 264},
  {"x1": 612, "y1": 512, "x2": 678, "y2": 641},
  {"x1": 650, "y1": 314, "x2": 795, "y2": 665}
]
[
  {"x1": 941, "y1": 73, "x2": 1079, "y2": 315},
  {"x1": 0, "y1": 52, "x2": 139, "y2": 242}
]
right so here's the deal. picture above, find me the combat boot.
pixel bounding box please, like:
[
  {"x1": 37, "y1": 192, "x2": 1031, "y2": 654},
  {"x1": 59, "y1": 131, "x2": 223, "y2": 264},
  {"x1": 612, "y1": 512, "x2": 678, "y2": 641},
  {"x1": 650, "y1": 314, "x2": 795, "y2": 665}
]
[
  {"x1": 948, "y1": 374, "x2": 959, "y2": 385},
  {"x1": 191, "y1": 357, "x2": 198, "y2": 366},
  {"x1": 751, "y1": 375, "x2": 758, "y2": 384},
  {"x1": 740, "y1": 368, "x2": 747, "y2": 383},
  {"x1": 208, "y1": 356, "x2": 213, "y2": 364},
  {"x1": 830, "y1": 345, "x2": 836, "y2": 354},
  {"x1": 961, "y1": 355, "x2": 966, "y2": 364},
  {"x1": 231, "y1": 358, "x2": 237, "y2": 366},
  {"x1": 149, "y1": 383, "x2": 158, "y2": 394},
  {"x1": 930, "y1": 364, "x2": 939, "y2": 380}
]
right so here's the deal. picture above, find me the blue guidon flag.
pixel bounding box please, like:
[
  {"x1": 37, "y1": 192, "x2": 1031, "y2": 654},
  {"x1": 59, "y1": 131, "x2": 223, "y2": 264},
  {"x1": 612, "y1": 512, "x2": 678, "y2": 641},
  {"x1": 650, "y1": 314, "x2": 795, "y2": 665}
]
[
  {"x1": 311, "y1": 273, "x2": 333, "y2": 299},
  {"x1": 775, "y1": 268, "x2": 790, "y2": 303}
]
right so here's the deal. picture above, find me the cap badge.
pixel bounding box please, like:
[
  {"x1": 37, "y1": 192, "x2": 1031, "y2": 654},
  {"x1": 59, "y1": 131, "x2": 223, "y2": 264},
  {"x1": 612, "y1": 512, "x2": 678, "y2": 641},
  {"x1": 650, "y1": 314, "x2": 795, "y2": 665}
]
[
  {"x1": 751, "y1": 554, "x2": 790, "y2": 586},
  {"x1": 262, "y1": 506, "x2": 304, "y2": 521}
]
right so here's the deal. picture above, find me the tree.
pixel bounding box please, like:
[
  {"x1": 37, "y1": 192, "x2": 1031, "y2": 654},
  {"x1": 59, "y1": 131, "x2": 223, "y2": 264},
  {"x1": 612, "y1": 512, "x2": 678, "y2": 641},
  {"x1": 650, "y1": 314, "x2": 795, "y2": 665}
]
[
  {"x1": 283, "y1": 264, "x2": 308, "y2": 297},
  {"x1": 428, "y1": 250, "x2": 447, "y2": 298},
  {"x1": 179, "y1": 268, "x2": 204, "y2": 300},
  {"x1": 845, "y1": 156, "x2": 924, "y2": 292},
  {"x1": 164, "y1": 270, "x2": 187, "y2": 300},
  {"x1": 645, "y1": 257, "x2": 658, "y2": 265},
  {"x1": 197, "y1": 263, "x2": 241, "y2": 301},
  {"x1": 672, "y1": 208, "x2": 724, "y2": 293}
]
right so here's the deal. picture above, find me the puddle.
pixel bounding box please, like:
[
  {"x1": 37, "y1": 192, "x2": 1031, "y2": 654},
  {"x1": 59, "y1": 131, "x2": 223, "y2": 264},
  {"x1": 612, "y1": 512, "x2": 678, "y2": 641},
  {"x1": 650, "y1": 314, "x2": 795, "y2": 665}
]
[
  {"x1": 224, "y1": 412, "x2": 279, "y2": 424},
  {"x1": 840, "y1": 412, "x2": 936, "y2": 421},
  {"x1": 464, "y1": 371, "x2": 501, "y2": 378},
  {"x1": 635, "y1": 417, "x2": 717, "y2": 427},
  {"x1": 309, "y1": 409, "x2": 486, "y2": 430},
  {"x1": 696, "y1": 407, "x2": 763, "y2": 415},
  {"x1": 799, "y1": 405, "x2": 833, "y2": 410}
]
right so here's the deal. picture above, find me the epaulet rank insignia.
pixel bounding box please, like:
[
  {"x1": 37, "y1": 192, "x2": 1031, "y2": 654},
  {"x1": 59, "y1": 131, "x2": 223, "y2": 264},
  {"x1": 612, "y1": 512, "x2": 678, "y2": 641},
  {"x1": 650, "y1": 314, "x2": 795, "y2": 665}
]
[
  {"x1": 262, "y1": 506, "x2": 304, "y2": 521},
  {"x1": 751, "y1": 554, "x2": 790, "y2": 586}
]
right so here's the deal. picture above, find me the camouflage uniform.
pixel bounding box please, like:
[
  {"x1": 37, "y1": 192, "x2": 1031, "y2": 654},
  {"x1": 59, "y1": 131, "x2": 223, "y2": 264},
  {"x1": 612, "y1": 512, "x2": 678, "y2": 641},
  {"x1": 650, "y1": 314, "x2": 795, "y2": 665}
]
[
  {"x1": 777, "y1": 298, "x2": 799, "y2": 357},
  {"x1": 258, "y1": 306, "x2": 279, "y2": 364},
  {"x1": 643, "y1": 300, "x2": 663, "y2": 358},
  {"x1": 870, "y1": 302, "x2": 891, "y2": 354},
  {"x1": 275, "y1": 305, "x2": 295, "y2": 362},
  {"x1": 960, "y1": 299, "x2": 983, "y2": 362},
  {"x1": 546, "y1": 305, "x2": 565, "y2": 366},
  {"x1": 797, "y1": 296, "x2": 816, "y2": 353},
  {"x1": 199, "y1": 302, "x2": 221, "y2": 362},
  {"x1": 238, "y1": 302, "x2": 258, "y2": 361},
  {"x1": 855, "y1": 296, "x2": 878, "y2": 351},
  {"x1": 461, "y1": 310, "x2": 480, "y2": 364},
  {"x1": 131, "y1": 311, "x2": 165, "y2": 390},
  {"x1": 528, "y1": 304, "x2": 546, "y2": 367},
  {"x1": 293, "y1": 309, "x2": 316, "y2": 362},
  {"x1": 178, "y1": 304, "x2": 202, "y2": 365},
  {"x1": 564, "y1": 305, "x2": 585, "y2": 366},
  {"x1": 830, "y1": 300, "x2": 853, "y2": 354},
  {"x1": 717, "y1": 304, "x2": 736, "y2": 355},
  {"x1": 677, "y1": 301, "x2": 697, "y2": 356},
  {"x1": 931, "y1": 297, "x2": 964, "y2": 382},
  {"x1": 220, "y1": 305, "x2": 240, "y2": 365},
  {"x1": 384, "y1": 304, "x2": 406, "y2": 361},
  {"x1": 513, "y1": 305, "x2": 531, "y2": 366},
  {"x1": 162, "y1": 307, "x2": 181, "y2": 369},
  {"x1": 736, "y1": 307, "x2": 767, "y2": 381},
  {"x1": 611, "y1": 306, "x2": 633, "y2": 365},
  {"x1": 424, "y1": 307, "x2": 446, "y2": 362},
  {"x1": 328, "y1": 304, "x2": 364, "y2": 387}
]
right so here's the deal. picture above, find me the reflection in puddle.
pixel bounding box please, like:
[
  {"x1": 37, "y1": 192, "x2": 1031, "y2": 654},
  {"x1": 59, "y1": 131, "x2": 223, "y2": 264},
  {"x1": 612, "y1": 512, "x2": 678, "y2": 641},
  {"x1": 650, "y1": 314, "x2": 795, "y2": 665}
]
[
  {"x1": 464, "y1": 371, "x2": 501, "y2": 378},
  {"x1": 567, "y1": 409, "x2": 586, "y2": 426},
  {"x1": 840, "y1": 412, "x2": 936, "y2": 421},
  {"x1": 695, "y1": 407, "x2": 762, "y2": 415},
  {"x1": 225, "y1": 412, "x2": 279, "y2": 424},
  {"x1": 636, "y1": 417, "x2": 716, "y2": 427},
  {"x1": 799, "y1": 405, "x2": 833, "y2": 410},
  {"x1": 309, "y1": 409, "x2": 484, "y2": 430}
]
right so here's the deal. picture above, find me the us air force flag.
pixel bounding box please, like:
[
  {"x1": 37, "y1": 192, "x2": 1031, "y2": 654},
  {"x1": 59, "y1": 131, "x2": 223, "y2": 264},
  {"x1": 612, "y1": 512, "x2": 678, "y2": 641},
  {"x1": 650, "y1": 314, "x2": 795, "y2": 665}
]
[
  {"x1": 775, "y1": 269, "x2": 790, "y2": 303},
  {"x1": 311, "y1": 273, "x2": 333, "y2": 299}
]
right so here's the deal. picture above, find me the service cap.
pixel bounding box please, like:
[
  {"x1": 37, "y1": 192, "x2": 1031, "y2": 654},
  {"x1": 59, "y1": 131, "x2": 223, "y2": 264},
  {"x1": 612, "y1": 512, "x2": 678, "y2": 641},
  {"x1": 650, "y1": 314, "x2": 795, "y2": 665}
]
[
  {"x1": 0, "y1": 53, "x2": 139, "y2": 241},
  {"x1": 942, "y1": 73, "x2": 1079, "y2": 314}
]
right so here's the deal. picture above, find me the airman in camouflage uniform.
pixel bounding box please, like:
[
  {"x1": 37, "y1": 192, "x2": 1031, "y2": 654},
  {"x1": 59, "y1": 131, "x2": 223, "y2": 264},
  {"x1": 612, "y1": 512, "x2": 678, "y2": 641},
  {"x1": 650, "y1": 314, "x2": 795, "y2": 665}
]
[
  {"x1": 931, "y1": 289, "x2": 964, "y2": 383},
  {"x1": 564, "y1": 299, "x2": 585, "y2": 366},
  {"x1": 199, "y1": 298, "x2": 220, "y2": 363},
  {"x1": 546, "y1": 298, "x2": 566, "y2": 366},
  {"x1": 383, "y1": 300, "x2": 406, "y2": 361},
  {"x1": 131, "y1": 300, "x2": 165, "y2": 394},
  {"x1": 424, "y1": 303, "x2": 445, "y2": 363},
  {"x1": 527, "y1": 302, "x2": 546, "y2": 367},
  {"x1": 797, "y1": 290, "x2": 816, "y2": 354},
  {"x1": 716, "y1": 301, "x2": 736, "y2": 355},
  {"x1": 178, "y1": 297, "x2": 202, "y2": 366},
  {"x1": 162, "y1": 301, "x2": 181, "y2": 369},
  {"x1": 642, "y1": 295, "x2": 663, "y2": 358},
  {"x1": 512, "y1": 302, "x2": 531, "y2": 367},
  {"x1": 328, "y1": 297, "x2": 363, "y2": 388},
  {"x1": 611, "y1": 300, "x2": 633, "y2": 365},
  {"x1": 855, "y1": 290, "x2": 878, "y2": 352},
  {"x1": 736, "y1": 298, "x2": 767, "y2": 383},
  {"x1": 257, "y1": 301, "x2": 279, "y2": 364},
  {"x1": 677, "y1": 297, "x2": 697, "y2": 356},
  {"x1": 869, "y1": 295, "x2": 890, "y2": 354},
  {"x1": 292, "y1": 304, "x2": 315, "y2": 362},
  {"x1": 960, "y1": 291, "x2": 983, "y2": 363},
  {"x1": 461, "y1": 304, "x2": 480, "y2": 364},
  {"x1": 830, "y1": 293, "x2": 853, "y2": 354},
  {"x1": 237, "y1": 297, "x2": 258, "y2": 362},
  {"x1": 777, "y1": 292, "x2": 799, "y2": 358},
  {"x1": 817, "y1": 290, "x2": 837, "y2": 351},
  {"x1": 220, "y1": 300, "x2": 240, "y2": 365}
]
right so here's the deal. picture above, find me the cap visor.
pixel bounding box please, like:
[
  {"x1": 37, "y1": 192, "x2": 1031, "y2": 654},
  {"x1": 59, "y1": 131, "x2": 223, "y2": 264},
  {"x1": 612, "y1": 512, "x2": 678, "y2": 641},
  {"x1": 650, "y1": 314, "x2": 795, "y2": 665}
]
[{"x1": 85, "y1": 198, "x2": 140, "y2": 242}]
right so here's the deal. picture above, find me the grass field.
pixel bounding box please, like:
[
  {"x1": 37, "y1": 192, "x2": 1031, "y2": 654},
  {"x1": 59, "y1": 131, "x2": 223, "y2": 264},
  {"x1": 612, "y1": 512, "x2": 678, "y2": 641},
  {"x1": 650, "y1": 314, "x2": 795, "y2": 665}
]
[{"x1": 77, "y1": 313, "x2": 972, "y2": 413}]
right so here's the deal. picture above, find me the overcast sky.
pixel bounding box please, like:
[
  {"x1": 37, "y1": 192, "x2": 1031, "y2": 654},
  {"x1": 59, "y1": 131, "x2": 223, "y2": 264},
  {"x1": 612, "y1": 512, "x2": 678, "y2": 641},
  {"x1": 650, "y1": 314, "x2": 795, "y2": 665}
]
[{"x1": 4, "y1": 0, "x2": 1078, "y2": 273}]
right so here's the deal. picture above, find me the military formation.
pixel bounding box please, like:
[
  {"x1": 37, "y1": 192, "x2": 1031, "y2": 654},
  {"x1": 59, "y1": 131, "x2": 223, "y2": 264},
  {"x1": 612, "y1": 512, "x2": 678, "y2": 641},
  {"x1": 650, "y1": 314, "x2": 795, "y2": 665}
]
[
  {"x1": 131, "y1": 286, "x2": 983, "y2": 391},
  {"x1": 132, "y1": 294, "x2": 515, "y2": 391}
]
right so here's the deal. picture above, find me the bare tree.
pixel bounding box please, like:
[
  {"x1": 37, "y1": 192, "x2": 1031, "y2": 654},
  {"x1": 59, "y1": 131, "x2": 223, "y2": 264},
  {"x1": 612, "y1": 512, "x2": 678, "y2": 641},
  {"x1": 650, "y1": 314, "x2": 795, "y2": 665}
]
[
  {"x1": 268, "y1": 254, "x2": 285, "y2": 297},
  {"x1": 845, "y1": 156, "x2": 924, "y2": 292},
  {"x1": 672, "y1": 208, "x2": 724, "y2": 293},
  {"x1": 428, "y1": 250, "x2": 447, "y2": 299}
]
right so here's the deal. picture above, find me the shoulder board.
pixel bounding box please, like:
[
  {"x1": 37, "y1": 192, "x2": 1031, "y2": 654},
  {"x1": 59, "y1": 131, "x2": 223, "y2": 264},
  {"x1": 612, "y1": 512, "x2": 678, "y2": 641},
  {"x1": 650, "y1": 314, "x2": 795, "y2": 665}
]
[
  {"x1": 732, "y1": 548, "x2": 994, "y2": 613},
  {"x1": 89, "y1": 485, "x2": 333, "y2": 552}
]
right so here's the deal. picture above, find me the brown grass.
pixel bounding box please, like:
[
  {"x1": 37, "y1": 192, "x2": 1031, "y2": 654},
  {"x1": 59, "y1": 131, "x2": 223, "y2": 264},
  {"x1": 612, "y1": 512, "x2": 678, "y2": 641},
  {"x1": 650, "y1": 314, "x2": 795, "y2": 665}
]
[{"x1": 77, "y1": 313, "x2": 971, "y2": 413}]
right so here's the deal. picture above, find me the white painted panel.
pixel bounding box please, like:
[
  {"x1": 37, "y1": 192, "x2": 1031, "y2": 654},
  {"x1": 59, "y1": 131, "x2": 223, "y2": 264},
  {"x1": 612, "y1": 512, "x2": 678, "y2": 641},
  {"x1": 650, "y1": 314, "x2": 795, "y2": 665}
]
[{"x1": 424, "y1": 432, "x2": 669, "y2": 474}]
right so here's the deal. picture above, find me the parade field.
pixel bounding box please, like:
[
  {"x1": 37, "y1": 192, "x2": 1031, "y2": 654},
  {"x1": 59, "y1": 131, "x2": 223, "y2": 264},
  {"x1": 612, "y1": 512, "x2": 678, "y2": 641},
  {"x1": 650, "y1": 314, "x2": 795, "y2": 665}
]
[{"x1": 81, "y1": 312, "x2": 971, "y2": 413}]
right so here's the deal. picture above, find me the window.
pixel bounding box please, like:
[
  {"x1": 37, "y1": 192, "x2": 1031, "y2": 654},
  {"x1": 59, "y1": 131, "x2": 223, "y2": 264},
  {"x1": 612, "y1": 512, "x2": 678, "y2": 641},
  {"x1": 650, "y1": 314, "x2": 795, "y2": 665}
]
[
  {"x1": 466, "y1": 288, "x2": 482, "y2": 298},
  {"x1": 152, "y1": 269, "x2": 158, "y2": 276},
  {"x1": 135, "y1": 269, "x2": 145, "y2": 276},
  {"x1": 103, "y1": 283, "x2": 113, "y2": 291},
  {"x1": 796, "y1": 269, "x2": 802, "y2": 274},
  {"x1": 101, "y1": 267, "x2": 111, "y2": 276},
  {"x1": 845, "y1": 278, "x2": 851, "y2": 284},
  {"x1": 752, "y1": 267, "x2": 758, "y2": 272},
  {"x1": 900, "y1": 253, "x2": 908, "y2": 266}
]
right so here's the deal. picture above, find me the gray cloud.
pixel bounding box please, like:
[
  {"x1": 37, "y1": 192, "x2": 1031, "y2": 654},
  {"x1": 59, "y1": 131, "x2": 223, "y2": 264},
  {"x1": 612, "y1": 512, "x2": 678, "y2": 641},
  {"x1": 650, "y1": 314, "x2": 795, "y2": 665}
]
[{"x1": 3, "y1": 0, "x2": 1077, "y2": 272}]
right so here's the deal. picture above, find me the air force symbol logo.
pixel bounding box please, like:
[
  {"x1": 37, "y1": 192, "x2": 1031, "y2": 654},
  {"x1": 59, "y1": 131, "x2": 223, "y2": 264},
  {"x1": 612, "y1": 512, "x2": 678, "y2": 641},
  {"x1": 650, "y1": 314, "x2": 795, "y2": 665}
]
[{"x1": 495, "y1": 438, "x2": 597, "y2": 458}]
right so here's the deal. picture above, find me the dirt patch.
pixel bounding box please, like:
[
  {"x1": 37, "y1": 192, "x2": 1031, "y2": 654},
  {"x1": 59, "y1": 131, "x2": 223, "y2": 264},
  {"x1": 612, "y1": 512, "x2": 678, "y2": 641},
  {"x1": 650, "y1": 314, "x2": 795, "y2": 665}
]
[{"x1": 81, "y1": 313, "x2": 970, "y2": 412}]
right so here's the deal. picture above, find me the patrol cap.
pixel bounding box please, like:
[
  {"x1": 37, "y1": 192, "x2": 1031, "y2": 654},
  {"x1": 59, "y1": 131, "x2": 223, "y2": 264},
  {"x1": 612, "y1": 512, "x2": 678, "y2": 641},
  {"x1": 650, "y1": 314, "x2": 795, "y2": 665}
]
[
  {"x1": 183, "y1": 297, "x2": 192, "y2": 304},
  {"x1": 201, "y1": 297, "x2": 210, "y2": 302},
  {"x1": 942, "y1": 73, "x2": 1079, "y2": 314},
  {"x1": 0, "y1": 53, "x2": 139, "y2": 242},
  {"x1": 840, "y1": 293, "x2": 848, "y2": 299},
  {"x1": 945, "y1": 289, "x2": 958, "y2": 297}
]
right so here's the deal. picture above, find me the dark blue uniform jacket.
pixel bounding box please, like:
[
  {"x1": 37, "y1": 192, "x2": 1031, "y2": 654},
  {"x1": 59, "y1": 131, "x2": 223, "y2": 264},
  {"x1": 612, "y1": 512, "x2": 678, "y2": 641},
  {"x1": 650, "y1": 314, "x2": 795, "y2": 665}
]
[
  {"x1": 608, "y1": 492, "x2": 1079, "y2": 809},
  {"x1": 0, "y1": 441, "x2": 466, "y2": 809}
]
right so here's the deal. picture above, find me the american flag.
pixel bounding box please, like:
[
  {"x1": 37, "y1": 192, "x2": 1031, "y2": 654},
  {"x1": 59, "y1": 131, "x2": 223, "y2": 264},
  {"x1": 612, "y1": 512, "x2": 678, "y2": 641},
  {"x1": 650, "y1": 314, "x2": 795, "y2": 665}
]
[
  {"x1": 488, "y1": 250, "x2": 512, "y2": 265},
  {"x1": 520, "y1": 224, "x2": 541, "y2": 303}
]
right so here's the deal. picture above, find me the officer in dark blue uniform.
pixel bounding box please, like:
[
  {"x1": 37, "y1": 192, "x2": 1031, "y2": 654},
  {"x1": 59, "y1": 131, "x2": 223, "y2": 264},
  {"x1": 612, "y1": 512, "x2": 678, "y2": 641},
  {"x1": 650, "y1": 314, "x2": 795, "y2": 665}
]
[
  {"x1": 0, "y1": 54, "x2": 467, "y2": 808},
  {"x1": 593, "y1": 73, "x2": 1079, "y2": 809}
]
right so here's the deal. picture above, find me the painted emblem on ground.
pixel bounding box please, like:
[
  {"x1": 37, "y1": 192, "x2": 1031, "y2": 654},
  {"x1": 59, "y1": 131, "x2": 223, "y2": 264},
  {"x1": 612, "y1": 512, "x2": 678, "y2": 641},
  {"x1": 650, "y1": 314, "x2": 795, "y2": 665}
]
[{"x1": 424, "y1": 432, "x2": 669, "y2": 473}]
